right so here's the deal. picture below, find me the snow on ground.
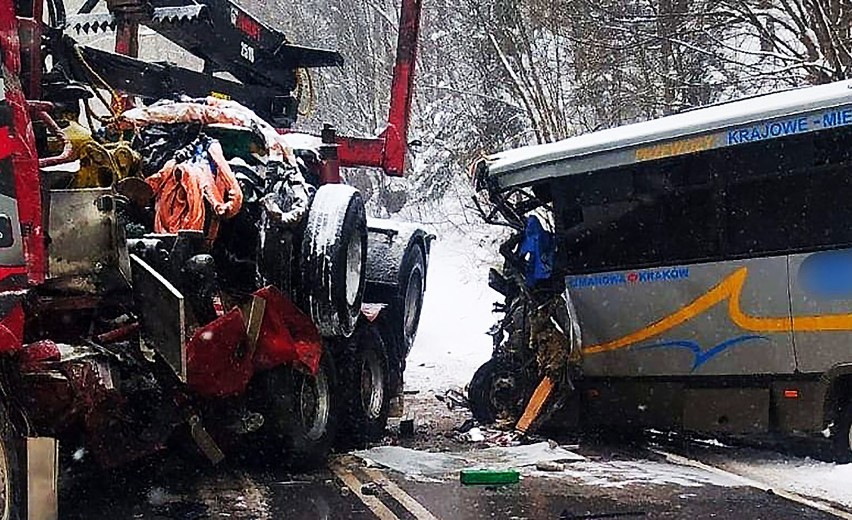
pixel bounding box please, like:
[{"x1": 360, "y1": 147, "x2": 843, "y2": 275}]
[
  {"x1": 550, "y1": 459, "x2": 738, "y2": 489},
  {"x1": 404, "y1": 218, "x2": 502, "y2": 394},
  {"x1": 395, "y1": 191, "x2": 510, "y2": 394},
  {"x1": 703, "y1": 447, "x2": 852, "y2": 508}
]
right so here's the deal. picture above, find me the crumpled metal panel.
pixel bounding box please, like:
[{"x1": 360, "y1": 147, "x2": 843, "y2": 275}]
[
  {"x1": 185, "y1": 285, "x2": 323, "y2": 398},
  {"x1": 47, "y1": 188, "x2": 127, "y2": 293},
  {"x1": 131, "y1": 254, "x2": 186, "y2": 382}
]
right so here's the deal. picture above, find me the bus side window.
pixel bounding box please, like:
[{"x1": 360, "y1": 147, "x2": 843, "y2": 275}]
[{"x1": 725, "y1": 129, "x2": 852, "y2": 256}]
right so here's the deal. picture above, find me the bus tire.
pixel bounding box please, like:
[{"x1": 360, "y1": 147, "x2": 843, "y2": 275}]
[
  {"x1": 263, "y1": 352, "x2": 338, "y2": 469},
  {"x1": 833, "y1": 401, "x2": 852, "y2": 463},
  {"x1": 468, "y1": 359, "x2": 527, "y2": 425},
  {"x1": 337, "y1": 325, "x2": 390, "y2": 445},
  {"x1": 302, "y1": 185, "x2": 367, "y2": 338}
]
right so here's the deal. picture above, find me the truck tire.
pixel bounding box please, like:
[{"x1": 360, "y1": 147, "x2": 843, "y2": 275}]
[
  {"x1": 0, "y1": 402, "x2": 26, "y2": 520},
  {"x1": 302, "y1": 185, "x2": 367, "y2": 338},
  {"x1": 263, "y1": 352, "x2": 338, "y2": 469},
  {"x1": 338, "y1": 325, "x2": 390, "y2": 445},
  {"x1": 833, "y1": 402, "x2": 852, "y2": 463},
  {"x1": 395, "y1": 244, "x2": 426, "y2": 355}
]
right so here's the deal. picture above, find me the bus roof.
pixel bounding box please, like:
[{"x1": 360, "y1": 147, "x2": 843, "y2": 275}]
[{"x1": 483, "y1": 80, "x2": 852, "y2": 190}]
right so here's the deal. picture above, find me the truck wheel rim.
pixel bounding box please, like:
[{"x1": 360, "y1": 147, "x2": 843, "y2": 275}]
[
  {"x1": 346, "y1": 236, "x2": 363, "y2": 308},
  {"x1": 403, "y1": 266, "x2": 423, "y2": 338},
  {"x1": 299, "y1": 369, "x2": 330, "y2": 442},
  {"x1": 361, "y1": 350, "x2": 384, "y2": 420},
  {"x1": 0, "y1": 438, "x2": 9, "y2": 520}
]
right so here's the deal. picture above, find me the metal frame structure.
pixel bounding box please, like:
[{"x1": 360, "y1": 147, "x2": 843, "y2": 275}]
[{"x1": 63, "y1": 0, "x2": 421, "y2": 179}]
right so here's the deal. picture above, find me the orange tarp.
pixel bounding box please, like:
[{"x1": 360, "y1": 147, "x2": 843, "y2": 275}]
[{"x1": 146, "y1": 140, "x2": 243, "y2": 240}]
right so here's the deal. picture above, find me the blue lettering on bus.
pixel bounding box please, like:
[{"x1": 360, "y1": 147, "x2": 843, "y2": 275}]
[
  {"x1": 725, "y1": 116, "x2": 809, "y2": 145},
  {"x1": 770, "y1": 122, "x2": 783, "y2": 136},
  {"x1": 727, "y1": 107, "x2": 852, "y2": 146},
  {"x1": 568, "y1": 267, "x2": 689, "y2": 289},
  {"x1": 822, "y1": 109, "x2": 852, "y2": 128}
]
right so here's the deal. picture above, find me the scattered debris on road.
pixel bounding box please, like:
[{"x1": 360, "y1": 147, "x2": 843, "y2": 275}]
[{"x1": 352, "y1": 441, "x2": 584, "y2": 481}]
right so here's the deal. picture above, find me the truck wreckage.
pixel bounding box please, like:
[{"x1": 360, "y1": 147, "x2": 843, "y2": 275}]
[{"x1": 0, "y1": 0, "x2": 429, "y2": 516}]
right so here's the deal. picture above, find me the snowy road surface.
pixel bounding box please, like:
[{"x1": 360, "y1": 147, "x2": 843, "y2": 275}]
[
  {"x1": 405, "y1": 229, "x2": 498, "y2": 394},
  {"x1": 61, "y1": 223, "x2": 852, "y2": 519}
]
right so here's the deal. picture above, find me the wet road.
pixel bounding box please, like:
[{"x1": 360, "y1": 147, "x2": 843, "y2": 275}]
[
  {"x1": 61, "y1": 448, "x2": 834, "y2": 520},
  {"x1": 61, "y1": 442, "x2": 846, "y2": 519},
  {"x1": 57, "y1": 393, "x2": 851, "y2": 520}
]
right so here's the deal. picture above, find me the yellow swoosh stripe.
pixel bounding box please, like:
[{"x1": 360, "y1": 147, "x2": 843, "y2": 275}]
[{"x1": 582, "y1": 266, "x2": 852, "y2": 355}]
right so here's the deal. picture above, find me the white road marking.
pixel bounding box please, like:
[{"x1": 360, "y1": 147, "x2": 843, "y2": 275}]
[
  {"x1": 363, "y1": 468, "x2": 441, "y2": 520},
  {"x1": 652, "y1": 448, "x2": 852, "y2": 520},
  {"x1": 329, "y1": 462, "x2": 399, "y2": 520}
]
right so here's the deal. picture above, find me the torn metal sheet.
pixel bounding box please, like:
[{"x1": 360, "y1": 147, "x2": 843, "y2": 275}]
[{"x1": 474, "y1": 441, "x2": 584, "y2": 468}]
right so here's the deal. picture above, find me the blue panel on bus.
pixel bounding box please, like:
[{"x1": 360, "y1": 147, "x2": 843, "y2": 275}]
[{"x1": 799, "y1": 249, "x2": 852, "y2": 299}]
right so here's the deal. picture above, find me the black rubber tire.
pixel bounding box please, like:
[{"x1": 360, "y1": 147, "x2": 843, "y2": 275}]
[
  {"x1": 395, "y1": 244, "x2": 426, "y2": 356},
  {"x1": 337, "y1": 325, "x2": 391, "y2": 446},
  {"x1": 833, "y1": 401, "x2": 852, "y2": 463},
  {"x1": 262, "y1": 352, "x2": 338, "y2": 470},
  {"x1": 469, "y1": 360, "x2": 501, "y2": 425},
  {"x1": 301, "y1": 185, "x2": 367, "y2": 338},
  {"x1": 468, "y1": 359, "x2": 528, "y2": 426},
  {"x1": 0, "y1": 402, "x2": 27, "y2": 520}
]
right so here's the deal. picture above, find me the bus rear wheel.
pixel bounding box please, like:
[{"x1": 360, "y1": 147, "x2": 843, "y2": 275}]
[{"x1": 833, "y1": 402, "x2": 852, "y2": 463}]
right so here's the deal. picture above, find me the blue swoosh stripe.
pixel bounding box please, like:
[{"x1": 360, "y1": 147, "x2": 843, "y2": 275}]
[{"x1": 635, "y1": 335, "x2": 770, "y2": 371}]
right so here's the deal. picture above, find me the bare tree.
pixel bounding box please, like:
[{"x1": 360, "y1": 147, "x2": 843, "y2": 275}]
[
  {"x1": 719, "y1": 0, "x2": 852, "y2": 84},
  {"x1": 237, "y1": 0, "x2": 852, "y2": 210}
]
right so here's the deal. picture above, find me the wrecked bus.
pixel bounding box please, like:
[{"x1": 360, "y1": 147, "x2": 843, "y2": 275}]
[{"x1": 471, "y1": 80, "x2": 852, "y2": 461}]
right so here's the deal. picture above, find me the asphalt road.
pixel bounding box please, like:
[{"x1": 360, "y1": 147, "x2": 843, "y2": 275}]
[{"x1": 59, "y1": 395, "x2": 849, "y2": 520}]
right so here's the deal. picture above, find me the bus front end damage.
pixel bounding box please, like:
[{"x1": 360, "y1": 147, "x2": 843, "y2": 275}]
[
  {"x1": 468, "y1": 161, "x2": 581, "y2": 437},
  {"x1": 470, "y1": 80, "x2": 852, "y2": 461}
]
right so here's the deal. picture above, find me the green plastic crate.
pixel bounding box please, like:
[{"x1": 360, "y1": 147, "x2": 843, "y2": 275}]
[{"x1": 459, "y1": 468, "x2": 520, "y2": 485}]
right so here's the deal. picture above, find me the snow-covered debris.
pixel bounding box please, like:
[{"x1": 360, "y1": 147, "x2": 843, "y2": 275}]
[{"x1": 352, "y1": 442, "x2": 584, "y2": 480}]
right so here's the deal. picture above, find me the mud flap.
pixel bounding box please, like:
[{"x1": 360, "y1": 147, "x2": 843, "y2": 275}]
[
  {"x1": 26, "y1": 437, "x2": 58, "y2": 520},
  {"x1": 515, "y1": 376, "x2": 555, "y2": 435}
]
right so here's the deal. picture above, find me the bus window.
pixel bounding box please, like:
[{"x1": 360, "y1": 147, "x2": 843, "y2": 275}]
[
  {"x1": 725, "y1": 129, "x2": 852, "y2": 257},
  {"x1": 560, "y1": 154, "x2": 719, "y2": 273}
]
